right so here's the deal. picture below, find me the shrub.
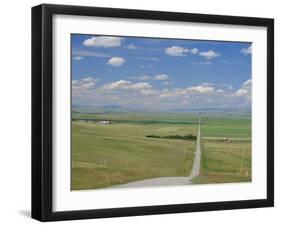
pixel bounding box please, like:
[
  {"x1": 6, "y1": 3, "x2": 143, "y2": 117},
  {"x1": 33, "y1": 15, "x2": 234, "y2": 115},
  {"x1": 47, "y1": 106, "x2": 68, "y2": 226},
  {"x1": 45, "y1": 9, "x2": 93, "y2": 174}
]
[{"x1": 146, "y1": 134, "x2": 196, "y2": 141}]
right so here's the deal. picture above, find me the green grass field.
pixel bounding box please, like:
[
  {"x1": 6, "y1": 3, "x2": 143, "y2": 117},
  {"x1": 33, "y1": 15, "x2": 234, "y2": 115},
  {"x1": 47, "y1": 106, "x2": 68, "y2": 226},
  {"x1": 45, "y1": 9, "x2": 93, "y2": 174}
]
[
  {"x1": 72, "y1": 116, "x2": 197, "y2": 190},
  {"x1": 192, "y1": 116, "x2": 251, "y2": 184},
  {"x1": 71, "y1": 113, "x2": 251, "y2": 190}
]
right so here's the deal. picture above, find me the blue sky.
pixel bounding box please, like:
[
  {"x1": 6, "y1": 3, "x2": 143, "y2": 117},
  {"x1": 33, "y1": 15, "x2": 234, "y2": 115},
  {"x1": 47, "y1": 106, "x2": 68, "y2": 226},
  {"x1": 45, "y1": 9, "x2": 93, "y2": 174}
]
[{"x1": 71, "y1": 34, "x2": 252, "y2": 110}]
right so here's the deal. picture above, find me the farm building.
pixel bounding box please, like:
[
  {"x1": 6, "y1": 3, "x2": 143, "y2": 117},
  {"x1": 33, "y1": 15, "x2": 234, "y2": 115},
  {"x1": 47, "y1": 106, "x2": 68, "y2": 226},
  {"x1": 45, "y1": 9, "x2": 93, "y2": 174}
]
[
  {"x1": 75, "y1": 119, "x2": 111, "y2": 124},
  {"x1": 97, "y1": 120, "x2": 111, "y2": 124}
]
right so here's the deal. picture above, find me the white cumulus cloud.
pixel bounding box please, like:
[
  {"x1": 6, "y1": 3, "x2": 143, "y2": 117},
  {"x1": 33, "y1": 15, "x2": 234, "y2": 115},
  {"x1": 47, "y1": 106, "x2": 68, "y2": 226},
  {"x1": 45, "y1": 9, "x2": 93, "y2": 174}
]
[
  {"x1": 72, "y1": 77, "x2": 97, "y2": 97},
  {"x1": 165, "y1": 46, "x2": 189, "y2": 56},
  {"x1": 140, "y1": 89, "x2": 158, "y2": 96},
  {"x1": 102, "y1": 80, "x2": 131, "y2": 90},
  {"x1": 106, "y1": 57, "x2": 126, "y2": 67},
  {"x1": 190, "y1": 48, "x2": 199, "y2": 54},
  {"x1": 199, "y1": 50, "x2": 220, "y2": 60},
  {"x1": 154, "y1": 74, "x2": 169, "y2": 81},
  {"x1": 83, "y1": 36, "x2": 123, "y2": 48},
  {"x1": 234, "y1": 79, "x2": 251, "y2": 98},
  {"x1": 187, "y1": 85, "x2": 215, "y2": 94},
  {"x1": 102, "y1": 80, "x2": 152, "y2": 91},
  {"x1": 72, "y1": 75, "x2": 252, "y2": 110},
  {"x1": 241, "y1": 46, "x2": 252, "y2": 55}
]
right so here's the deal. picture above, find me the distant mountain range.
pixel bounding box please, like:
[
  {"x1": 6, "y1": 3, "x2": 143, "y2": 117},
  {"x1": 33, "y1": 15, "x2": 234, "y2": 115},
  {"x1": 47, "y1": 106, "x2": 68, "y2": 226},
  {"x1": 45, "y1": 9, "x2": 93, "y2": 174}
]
[
  {"x1": 168, "y1": 107, "x2": 251, "y2": 114},
  {"x1": 72, "y1": 104, "x2": 138, "y2": 114},
  {"x1": 72, "y1": 104, "x2": 251, "y2": 115}
]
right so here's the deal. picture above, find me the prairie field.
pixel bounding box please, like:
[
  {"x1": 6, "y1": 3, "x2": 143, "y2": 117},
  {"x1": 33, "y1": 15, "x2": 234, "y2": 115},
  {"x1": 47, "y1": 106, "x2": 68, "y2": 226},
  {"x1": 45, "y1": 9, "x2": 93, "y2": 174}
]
[
  {"x1": 71, "y1": 113, "x2": 251, "y2": 190},
  {"x1": 71, "y1": 113, "x2": 198, "y2": 190},
  {"x1": 192, "y1": 116, "x2": 251, "y2": 184}
]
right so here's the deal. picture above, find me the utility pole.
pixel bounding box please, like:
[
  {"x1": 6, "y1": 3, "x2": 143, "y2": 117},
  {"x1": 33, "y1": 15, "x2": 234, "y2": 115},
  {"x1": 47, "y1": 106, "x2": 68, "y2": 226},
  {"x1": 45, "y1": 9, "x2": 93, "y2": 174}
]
[{"x1": 239, "y1": 147, "x2": 246, "y2": 176}]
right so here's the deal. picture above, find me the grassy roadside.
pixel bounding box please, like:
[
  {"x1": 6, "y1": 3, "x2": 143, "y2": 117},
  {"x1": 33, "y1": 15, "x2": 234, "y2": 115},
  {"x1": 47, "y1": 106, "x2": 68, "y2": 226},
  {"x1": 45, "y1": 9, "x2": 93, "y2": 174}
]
[{"x1": 192, "y1": 118, "x2": 251, "y2": 184}]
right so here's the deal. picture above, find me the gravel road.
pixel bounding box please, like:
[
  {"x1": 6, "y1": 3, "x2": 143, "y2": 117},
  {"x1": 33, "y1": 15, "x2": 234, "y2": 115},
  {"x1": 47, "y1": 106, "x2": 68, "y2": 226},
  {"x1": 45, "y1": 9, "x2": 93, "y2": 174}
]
[{"x1": 114, "y1": 121, "x2": 201, "y2": 188}]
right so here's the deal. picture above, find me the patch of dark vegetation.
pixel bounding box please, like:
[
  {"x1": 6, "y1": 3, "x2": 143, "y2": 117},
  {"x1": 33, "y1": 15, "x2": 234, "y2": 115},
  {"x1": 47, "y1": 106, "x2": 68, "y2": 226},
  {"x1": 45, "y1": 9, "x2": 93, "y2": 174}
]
[
  {"x1": 146, "y1": 134, "x2": 196, "y2": 141},
  {"x1": 128, "y1": 120, "x2": 197, "y2": 125}
]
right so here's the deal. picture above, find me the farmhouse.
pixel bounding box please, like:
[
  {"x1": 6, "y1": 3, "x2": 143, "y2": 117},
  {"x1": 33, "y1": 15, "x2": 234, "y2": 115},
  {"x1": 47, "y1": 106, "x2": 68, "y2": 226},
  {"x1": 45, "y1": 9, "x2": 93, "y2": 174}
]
[
  {"x1": 97, "y1": 120, "x2": 111, "y2": 125},
  {"x1": 220, "y1": 138, "x2": 231, "y2": 143}
]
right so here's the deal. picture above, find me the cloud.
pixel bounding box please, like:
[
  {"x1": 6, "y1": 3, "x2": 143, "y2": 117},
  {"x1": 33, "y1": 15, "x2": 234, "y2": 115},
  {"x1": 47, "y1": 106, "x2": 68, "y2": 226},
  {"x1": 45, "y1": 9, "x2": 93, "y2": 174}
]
[
  {"x1": 130, "y1": 73, "x2": 170, "y2": 81},
  {"x1": 83, "y1": 36, "x2": 123, "y2": 47},
  {"x1": 243, "y1": 79, "x2": 251, "y2": 86},
  {"x1": 102, "y1": 80, "x2": 131, "y2": 90},
  {"x1": 202, "y1": 82, "x2": 214, "y2": 86},
  {"x1": 72, "y1": 56, "x2": 84, "y2": 60},
  {"x1": 72, "y1": 50, "x2": 113, "y2": 58},
  {"x1": 190, "y1": 48, "x2": 199, "y2": 54},
  {"x1": 241, "y1": 46, "x2": 252, "y2": 55},
  {"x1": 165, "y1": 46, "x2": 189, "y2": 56},
  {"x1": 106, "y1": 57, "x2": 126, "y2": 67},
  {"x1": 140, "y1": 89, "x2": 158, "y2": 96},
  {"x1": 72, "y1": 77, "x2": 97, "y2": 89},
  {"x1": 102, "y1": 80, "x2": 152, "y2": 91},
  {"x1": 138, "y1": 75, "x2": 151, "y2": 81},
  {"x1": 72, "y1": 77, "x2": 97, "y2": 97},
  {"x1": 216, "y1": 89, "x2": 225, "y2": 93},
  {"x1": 128, "y1": 44, "x2": 137, "y2": 50},
  {"x1": 138, "y1": 64, "x2": 154, "y2": 68},
  {"x1": 234, "y1": 79, "x2": 251, "y2": 98},
  {"x1": 73, "y1": 77, "x2": 252, "y2": 110},
  {"x1": 154, "y1": 74, "x2": 169, "y2": 81},
  {"x1": 157, "y1": 84, "x2": 215, "y2": 100},
  {"x1": 131, "y1": 56, "x2": 159, "y2": 61},
  {"x1": 129, "y1": 75, "x2": 151, "y2": 81},
  {"x1": 199, "y1": 50, "x2": 220, "y2": 60},
  {"x1": 191, "y1": 61, "x2": 212, "y2": 65},
  {"x1": 163, "y1": 81, "x2": 173, "y2": 86},
  {"x1": 187, "y1": 85, "x2": 215, "y2": 94},
  {"x1": 132, "y1": 83, "x2": 152, "y2": 90},
  {"x1": 73, "y1": 49, "x2": 158, "y2": 62}
]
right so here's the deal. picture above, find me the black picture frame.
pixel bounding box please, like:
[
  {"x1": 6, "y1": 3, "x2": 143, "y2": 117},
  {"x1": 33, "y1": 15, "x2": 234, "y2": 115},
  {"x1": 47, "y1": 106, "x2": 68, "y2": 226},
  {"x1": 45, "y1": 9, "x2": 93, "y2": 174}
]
[{"x1": 32, "y1": 3, "x2": 274, "y2": 222}]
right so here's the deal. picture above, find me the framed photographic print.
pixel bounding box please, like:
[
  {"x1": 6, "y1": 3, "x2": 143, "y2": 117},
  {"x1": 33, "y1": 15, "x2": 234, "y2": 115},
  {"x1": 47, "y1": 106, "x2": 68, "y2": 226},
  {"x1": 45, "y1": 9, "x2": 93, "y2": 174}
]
[{"x1": 32, "y1": 4, "x2": 274, "y2": 221}]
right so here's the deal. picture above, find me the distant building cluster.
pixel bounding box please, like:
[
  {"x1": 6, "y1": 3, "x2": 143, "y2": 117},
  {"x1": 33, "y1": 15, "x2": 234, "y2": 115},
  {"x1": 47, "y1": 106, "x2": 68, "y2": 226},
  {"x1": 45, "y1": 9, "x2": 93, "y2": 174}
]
[{"x1": 77, "y1": 119, "x2": 111, "y2": 124}]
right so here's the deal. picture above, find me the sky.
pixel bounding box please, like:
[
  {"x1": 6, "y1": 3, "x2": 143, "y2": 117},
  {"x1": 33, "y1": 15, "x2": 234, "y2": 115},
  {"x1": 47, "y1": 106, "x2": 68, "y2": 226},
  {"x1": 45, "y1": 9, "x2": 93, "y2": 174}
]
[{"x1": 71, "y1": 34, "x2": 252, "y2": 111}]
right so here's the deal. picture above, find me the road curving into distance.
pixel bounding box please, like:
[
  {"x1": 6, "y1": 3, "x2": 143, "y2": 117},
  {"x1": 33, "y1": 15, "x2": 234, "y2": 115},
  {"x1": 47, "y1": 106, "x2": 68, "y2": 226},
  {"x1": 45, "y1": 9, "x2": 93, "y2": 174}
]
[{"x1": 113, "y1": 120, "x2": 201, "y2": 188}]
